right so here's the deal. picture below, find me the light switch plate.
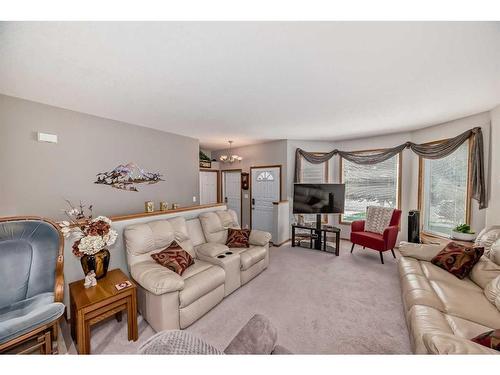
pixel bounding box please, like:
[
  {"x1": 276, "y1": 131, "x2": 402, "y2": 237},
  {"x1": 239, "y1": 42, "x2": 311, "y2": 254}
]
[{"x1": 37, "y1": 132, "x2": 58, "y2": 143}]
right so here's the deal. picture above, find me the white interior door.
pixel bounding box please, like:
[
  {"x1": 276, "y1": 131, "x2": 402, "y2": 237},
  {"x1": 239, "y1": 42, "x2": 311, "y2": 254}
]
[
  {"x1": 251, "y1": 166, "x2": 280, "y2": 233},
  {"x1": 199, "y1": 171, "x2": 218, "y2": 205},
  {"x1": 222, "y1": 171, "x2": 241, "y2": 224}
]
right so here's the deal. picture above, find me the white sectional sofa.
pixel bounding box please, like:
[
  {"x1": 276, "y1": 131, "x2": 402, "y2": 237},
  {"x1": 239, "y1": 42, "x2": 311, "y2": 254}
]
[
  {"x1": 398, "y1": 242, "x2": 500, "y2": 354},
  {"x1": 124, "y1": 209, "x2": 271, "y2": 332}
]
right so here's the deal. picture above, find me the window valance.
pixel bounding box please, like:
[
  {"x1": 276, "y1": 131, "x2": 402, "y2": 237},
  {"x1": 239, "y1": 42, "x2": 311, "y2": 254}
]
[{"x1": 294, "y1": 127, "x2": 486, "y2": 209}]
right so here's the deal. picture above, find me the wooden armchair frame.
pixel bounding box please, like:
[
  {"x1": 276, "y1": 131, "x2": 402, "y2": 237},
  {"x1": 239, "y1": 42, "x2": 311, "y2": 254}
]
[{"x1": 0, "y1": 216, "x2": 64, "y2": 354}]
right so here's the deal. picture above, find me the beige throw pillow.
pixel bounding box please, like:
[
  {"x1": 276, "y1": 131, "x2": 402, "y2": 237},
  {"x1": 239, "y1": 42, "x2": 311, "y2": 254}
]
[
  {"x1": 484, "y1": 275, "x2": 500, "y2": 308},
  {"x1": 475, "y1": 226, "x2": 500, "y2": 255},
  {"x1": 364, "y1": 206, "x2": 394, "y2": 234},
  {"x1": 490, "y1": 239, "x2": 500, "y2": 266}
]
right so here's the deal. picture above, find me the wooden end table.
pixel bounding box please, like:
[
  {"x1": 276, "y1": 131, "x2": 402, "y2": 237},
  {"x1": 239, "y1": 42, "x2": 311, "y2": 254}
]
[{"x1": 69, "y1": 269, "x2": 138, "y2": 354}]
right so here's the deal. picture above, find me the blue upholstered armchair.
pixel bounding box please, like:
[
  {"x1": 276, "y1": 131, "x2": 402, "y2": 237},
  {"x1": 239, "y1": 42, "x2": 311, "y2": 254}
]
[{"x1": 0, "y1": 217, "x2": 65, "y2": 354}]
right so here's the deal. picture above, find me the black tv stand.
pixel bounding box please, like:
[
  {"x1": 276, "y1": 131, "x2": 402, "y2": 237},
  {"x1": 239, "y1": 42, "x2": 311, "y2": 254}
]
[
  {"x1": 291, "y1": 221, "x2": 341, "y2": 256},
  {"x1": 314, "y1": 214, "x2": 322, "y2": 250}
]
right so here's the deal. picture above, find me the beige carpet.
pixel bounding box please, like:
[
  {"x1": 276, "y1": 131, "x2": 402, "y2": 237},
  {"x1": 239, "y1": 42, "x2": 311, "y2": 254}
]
[{"x1": 61, "y1": 240, "x2": 411, "y2": 354}]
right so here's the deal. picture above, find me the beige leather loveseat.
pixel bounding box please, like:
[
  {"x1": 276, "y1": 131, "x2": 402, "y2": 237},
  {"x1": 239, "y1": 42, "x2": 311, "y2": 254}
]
[
  {"x1": 124, "y1": 209, "x2": 271, "y2": 332},
  {"x1": 398, "y1": 242, "x2": 500, "y2": 354}
]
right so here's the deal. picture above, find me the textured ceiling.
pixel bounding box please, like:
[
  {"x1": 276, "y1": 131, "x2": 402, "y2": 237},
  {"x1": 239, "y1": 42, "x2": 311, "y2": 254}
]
[{"x1": 1, "y1": 22, "x2": 499, "y2": 150}]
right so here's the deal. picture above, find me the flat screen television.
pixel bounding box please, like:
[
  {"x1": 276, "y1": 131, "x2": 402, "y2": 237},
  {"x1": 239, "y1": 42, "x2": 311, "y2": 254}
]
[{"x1": 293, "y1": 183, "x2": 345, "y2": 214}]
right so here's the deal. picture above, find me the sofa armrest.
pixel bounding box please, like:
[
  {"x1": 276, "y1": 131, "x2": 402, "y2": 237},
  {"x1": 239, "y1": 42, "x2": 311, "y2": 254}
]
[
  {"x1": 195, "y1": 242, "x2": 228, "y2": 258},
  {"x1": 399, "y1": 241, "x2": 443, "y2": 262},
  {"x1": 423, "y1": 333, "x2": 499, "y2": 354},
  {"x1": 249, "y1": 230, "x2": 272, "y2": 246},
  {"x1": 131, "y1": 260, "x2": 184, "y2": 295},
  {"x1": 224, "y1": 314, "x2": 277, "y2": 354},
  {"x1": 351, "y1": 220, "x2": 365, "y2": 232},
  {"x1": 383, "y1": 225, "x2": 399, "y2": 250}
]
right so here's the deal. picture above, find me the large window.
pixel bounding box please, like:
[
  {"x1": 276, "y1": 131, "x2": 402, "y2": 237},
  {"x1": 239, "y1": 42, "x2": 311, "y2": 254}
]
[
  {"x1": 420, "y1": 141, "x2": 470, "y2": 237},
  {"x1": 340, "y1": 153, "x2": 401, "y2": 223}
]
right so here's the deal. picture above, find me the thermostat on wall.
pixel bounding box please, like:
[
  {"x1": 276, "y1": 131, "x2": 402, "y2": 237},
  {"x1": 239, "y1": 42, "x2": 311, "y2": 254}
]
[{"x1": 37, "y1": 132, "x2": 58, "y2": 143}]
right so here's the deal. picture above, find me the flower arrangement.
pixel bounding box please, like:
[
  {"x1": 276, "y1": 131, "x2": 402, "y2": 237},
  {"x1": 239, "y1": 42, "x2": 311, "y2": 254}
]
[{"x1": 59, "y1": 201, "x2": 118, "y2": 257}]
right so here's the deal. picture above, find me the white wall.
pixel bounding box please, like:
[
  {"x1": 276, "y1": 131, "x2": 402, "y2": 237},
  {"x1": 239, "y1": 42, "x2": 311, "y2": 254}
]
[{"x1": 487, "y1": 104, "x2": 500, "y2": 225}]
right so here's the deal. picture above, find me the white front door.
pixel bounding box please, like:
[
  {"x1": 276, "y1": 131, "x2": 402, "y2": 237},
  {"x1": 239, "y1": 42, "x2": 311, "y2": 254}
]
[
  {"x1": 251, "y1": 166, "x2": 280, "y2": 233},
  {"x1": 199, "y1": 171, "x2": 218, "y2": 205},
  {"x1": 222, "y1": 171, "x2": 241, "y2": 224}
]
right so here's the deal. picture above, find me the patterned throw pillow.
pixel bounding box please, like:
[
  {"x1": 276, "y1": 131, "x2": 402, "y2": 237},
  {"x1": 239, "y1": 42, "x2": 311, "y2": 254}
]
[
  {"x1": 431, "y1": 242, "x2": 484, "y2": 279},
  {"x1": 364, "y1": 206, "x2": 394, "y2": 234},
  {"x1": 226, "y1": 228, "x2": 250, "y2": 248},
  {"x1": 471, "y1": 329, "x2": 500, "y2": 351},
  {"x1": 151, "y1": 241, "x2": 194, "y2": 275}
]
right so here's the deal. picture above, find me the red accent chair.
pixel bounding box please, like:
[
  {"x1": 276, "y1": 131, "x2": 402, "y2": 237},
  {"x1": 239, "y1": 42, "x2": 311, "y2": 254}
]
[{"x1": 350, "y1": 209, "x2": 402, "y2": 264}]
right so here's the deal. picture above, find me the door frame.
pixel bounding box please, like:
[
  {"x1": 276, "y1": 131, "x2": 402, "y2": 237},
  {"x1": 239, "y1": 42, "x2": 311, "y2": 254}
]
[
  {"x1": 249, "y1": 164, "x2": 282, "y2": 229},
  {"x1": 221, "y1": 168, "x2": 243, "y2": 223},
  {"x1": 199, "y1": 169, "x2": 221, "y2": 203}
]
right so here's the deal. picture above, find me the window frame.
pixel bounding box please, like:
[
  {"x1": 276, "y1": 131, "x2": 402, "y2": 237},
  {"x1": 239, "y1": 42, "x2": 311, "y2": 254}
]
[
  {"x1": 417, "y1": 138, "x2": 473, "y2": 238},
  {"x1": 298, "y1": 153, "x2": 330, "y2": 224},
  {"x1": 339, "y1": 149, "x2": 402, "y2": 225}
]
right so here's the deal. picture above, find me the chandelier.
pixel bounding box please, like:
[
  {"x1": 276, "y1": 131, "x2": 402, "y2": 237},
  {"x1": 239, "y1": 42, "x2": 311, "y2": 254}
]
[{"x1": 219, "y1": 140, "x2": 243, "y2": 163}]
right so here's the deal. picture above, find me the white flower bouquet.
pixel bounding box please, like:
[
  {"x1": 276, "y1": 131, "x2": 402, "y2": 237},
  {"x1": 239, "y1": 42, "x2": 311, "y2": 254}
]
[{"x1": 59, "y1": 201, "x2": 118, "y2": 257}]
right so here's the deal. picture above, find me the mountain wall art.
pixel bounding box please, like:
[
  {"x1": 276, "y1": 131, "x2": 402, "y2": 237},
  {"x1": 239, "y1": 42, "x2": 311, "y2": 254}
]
[{"x1": 95, "y1": 163, "x2": 164, "y2": 192}]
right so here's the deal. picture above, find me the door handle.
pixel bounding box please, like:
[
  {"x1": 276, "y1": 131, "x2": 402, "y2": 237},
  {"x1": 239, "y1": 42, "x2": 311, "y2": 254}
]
[
  {"x1": 252, "y1": 198, "x2": 255, "y2": 205},
  {"x1": 224, "y1": 197, "x2": 228, "y2": 203}
]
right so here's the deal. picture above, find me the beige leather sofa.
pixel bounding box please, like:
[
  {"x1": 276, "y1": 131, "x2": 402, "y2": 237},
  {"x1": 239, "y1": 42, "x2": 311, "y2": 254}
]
[
  {"x1": 124, "y1": 209, "x2": 271, "y2": 332},
  {"x1": 398, "y1": 242, "x2": 500, "y2": 354}
]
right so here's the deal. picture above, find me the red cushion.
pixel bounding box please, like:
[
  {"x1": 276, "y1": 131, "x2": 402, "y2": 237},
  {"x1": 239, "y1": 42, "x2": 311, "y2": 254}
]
[
  {"x1": 431, "y1": 242, "x2": 484, "y2": 279},
  {"x1": 350, "y1": 231, "x2": 385, "y2": 251},
  {"x1": 471, "y1": 329, "x2": 500, "y2": 351},
  {"x1": 151, "y1": 241, "x2": 195, "y2": 275},
  {"x1": 226, "y1": 228, "x2": 250, "y2": 248}
]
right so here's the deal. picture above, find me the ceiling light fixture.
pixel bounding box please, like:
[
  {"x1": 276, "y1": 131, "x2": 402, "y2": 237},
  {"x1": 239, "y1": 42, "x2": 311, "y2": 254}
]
[{"x1": 219, "y1": 140, "x2": 243, "y2": 163}]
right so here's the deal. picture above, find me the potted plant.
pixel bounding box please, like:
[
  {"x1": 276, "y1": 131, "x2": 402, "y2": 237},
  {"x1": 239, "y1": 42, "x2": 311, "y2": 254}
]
[
  {"x1": 451, "y1": 223, "x2": 476, "y2": 242},
  {"x1": 59, "y1": 201, "x2": 118, "y2": 279}
]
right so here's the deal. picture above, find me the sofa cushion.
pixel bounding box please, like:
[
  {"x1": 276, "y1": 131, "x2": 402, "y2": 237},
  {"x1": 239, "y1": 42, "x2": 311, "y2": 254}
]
[
  {"x1": 443, "y1": 314, "x2": 494, "y2": 339},
  {"x1": 226, "y1": 228, "x2": 250, "y2": 248},
  {"x1": 216, "y1": 210, "x2": 238, "y2": 228},
  {"x1": 471, "y1": 329, "x2": 500, "y2": 351},
  {"x1": 491, "y1": 239, "x2": 500, "y2": 266},
  {"x1": 124, "y1": 216, "x2": 195, "y2": 261},
  {"x1": 398, "y1": 256, "x2": 425, "y2": 278},
  {"x1": 484, "y1": 275, "x2": 500, "y2": 307},
  {"x1": 131, "y1": 260, "x2": 185, "y2": 295},
  {"x1": 431, "y1": 242, "x2": 483, "y2": 279},
  {"x1": 430, "y1": 277, "x2": 500, "y2": 329},
  {"x1": 407, "y1": 305, "x2": 454, "y2": 354},
  {"x1": 199, "y1": 210, "x2": 240, "y2": 244},
  {"x1": 151, "y1": 242, "x2": 195, "y2": 276},
  {"x1": 249, "y1": 230, "x2": 272, "y2": 246},
  {"x1": 238, "y1": 246, "x2": 267, "y2": 271},
  {"x1": 350, "y1": 231, "x2": 384, "y2": 251},
  {"x1": 399, "y1": 242, "x2": 443, "y2": 262},
  {"x1": 423, "y1": 332, "x2": 499, "y2": 354},
  {"x1": 224, "y1": 314, "x2": 278, "y2": 354},
  {"x1": 400, "y1": 273, "x2": 445, "y2": 312},
  {"x1": 195, "y1": 242, "x2": 228, "y2": 258},
  {"x1": 475, "y1": 226, "x2": 500, "y2": 255},
  {"x1": 179, "y1": 262, "x2": 225, "y2": 308},
  {"x1": 0, "y1": 292, "x2": 64, "y2": 344},
  {"x1": 469, "y1": 256, "x2": 500, "y2": 289}
]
